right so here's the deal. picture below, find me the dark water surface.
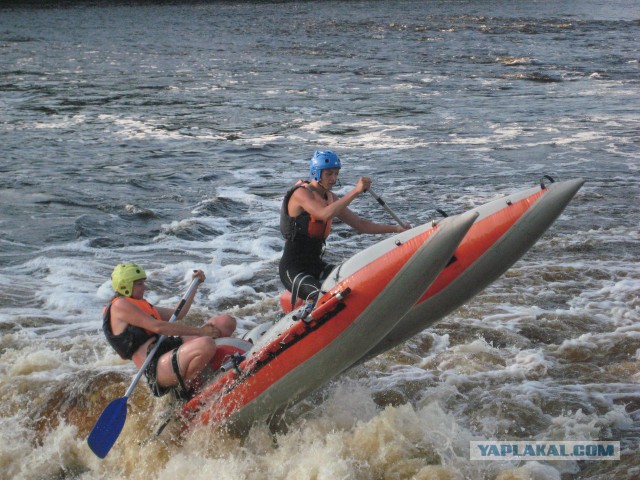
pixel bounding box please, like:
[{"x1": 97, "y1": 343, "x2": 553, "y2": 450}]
[{"x1": 1, "y1": 1, "x2": 638, "y2": 478}]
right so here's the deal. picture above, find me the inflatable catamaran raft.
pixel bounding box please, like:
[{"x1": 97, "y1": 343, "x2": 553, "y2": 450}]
[
  {"x1": 180, "y1": 176, "x2": 584, "y2": 433},
  {"x1": 182, "y1": 210, "x2": 478, "y2": 433}
]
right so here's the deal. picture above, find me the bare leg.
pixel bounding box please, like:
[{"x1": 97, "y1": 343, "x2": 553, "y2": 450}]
[
  {"x1": 155, "y1": 337, "x2": 217, "y2": 389},
  {"x1": 181, "y1": 314, "x2": 237, "y2": 343},
  {"x1": 154, "y1": 314, "x2": 236, "y2": 391},
  {"x1": 206, "y1": 313, "x2": 236, "y2": 337}
]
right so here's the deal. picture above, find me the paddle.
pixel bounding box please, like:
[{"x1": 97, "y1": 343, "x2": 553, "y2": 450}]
[
  {"x1": 87, "y1": 277, "x2": 201, "y2": 459},
  {"x1": 367, "y1": 188, "x2": 409, "y2": 228}
]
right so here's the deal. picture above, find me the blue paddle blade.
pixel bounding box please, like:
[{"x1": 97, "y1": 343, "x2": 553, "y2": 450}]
[{"x1": 87, "y1": 396, "x2": 128, "y2": 459}]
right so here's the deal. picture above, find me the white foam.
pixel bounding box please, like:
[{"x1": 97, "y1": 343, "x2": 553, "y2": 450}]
[
  {"x1": 94, "y1": 113, "x2": 227, "y2": 141},
  {"x1": 0, "y1": 417, "x2": 88, "y2": 480},
  {"x1": 506, "y1": 350, "x2": 553, "y2": 378}
]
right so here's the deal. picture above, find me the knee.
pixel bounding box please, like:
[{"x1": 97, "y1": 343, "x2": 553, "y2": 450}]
[
  {"x1": 209, "y1": 314, "x2": 236, "y2": 337},
  {"x1": 190, "y1": 337, "x2": 217, "y2": 359},
  {"x1": 220, "y1": 314, "x2": 237, "y2": 336}
]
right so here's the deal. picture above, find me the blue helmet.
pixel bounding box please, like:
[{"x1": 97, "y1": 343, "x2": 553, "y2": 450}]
[{"x1": 309, "y1": 150, "x2": 341, "y2": 181}]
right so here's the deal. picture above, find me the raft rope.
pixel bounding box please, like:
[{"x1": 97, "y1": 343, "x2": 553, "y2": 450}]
[{"x1": 540, "y1": 175, "x2": 556, "y2": 189}]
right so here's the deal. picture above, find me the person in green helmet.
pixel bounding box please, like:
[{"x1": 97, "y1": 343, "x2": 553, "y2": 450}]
[{"x1": 103, "y1": 263, "x2": 236, "y2": 399}]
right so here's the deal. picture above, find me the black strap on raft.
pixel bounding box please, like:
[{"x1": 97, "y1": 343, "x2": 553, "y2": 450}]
[
  {"x1": 540, "y1": 175, "x2": 556, "y2": 189},
  {"x1": 221, "y1": 352, "x2": 246, "y2": 375}
]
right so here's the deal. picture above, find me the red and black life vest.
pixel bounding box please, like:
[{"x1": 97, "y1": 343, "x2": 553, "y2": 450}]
[
  {"x1": 280, "y1": 182, "x2": 332, "y2": 242},
  {"x1": 102, "y1": 297, "x2": 161, "y2": 359}
]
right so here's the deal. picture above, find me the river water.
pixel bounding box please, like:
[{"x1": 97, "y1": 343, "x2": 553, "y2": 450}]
[{"x1": 1, "y1": 1, "x2": 638, "y2": 479}]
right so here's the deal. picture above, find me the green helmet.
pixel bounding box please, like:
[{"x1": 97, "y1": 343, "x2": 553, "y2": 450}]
[{"x1": 111, "y1": 263, "x2": 146, "y2": 297}]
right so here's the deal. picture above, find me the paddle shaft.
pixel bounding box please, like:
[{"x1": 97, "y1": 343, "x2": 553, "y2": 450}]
[
  {"x1": 367, "y1": 189, "x2": 406, "y2": 228},
  {"x1": 123, "y1": 277, "x2": 201, "y2": 397}
]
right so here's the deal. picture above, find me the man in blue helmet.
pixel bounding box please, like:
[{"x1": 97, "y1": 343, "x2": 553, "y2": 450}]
[{"x1": 279, "y1": 150, "x2": 409, "y2": 308}]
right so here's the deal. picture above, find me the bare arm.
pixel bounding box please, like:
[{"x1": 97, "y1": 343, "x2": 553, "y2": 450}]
[
  {"x1": 111, "y1": 298, "x2": 220, "y2": 338},
  {"x1": 289, "y1": 177, "x2": 370, "y2": 222},
  {"x1": 111, "y1": 270, "x2": 220, "y2": 338},
  {"x1": 337, "y1": 206, "x2": 407, "y2": 234}
]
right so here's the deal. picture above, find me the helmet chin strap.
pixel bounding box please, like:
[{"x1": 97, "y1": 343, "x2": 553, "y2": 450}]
[
  {"x1": 314, "y1": 177, "x2": 329, "y2": 191},
  {"x1": 317, "y1": 175, "x2": 340, "y2": 191}
]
